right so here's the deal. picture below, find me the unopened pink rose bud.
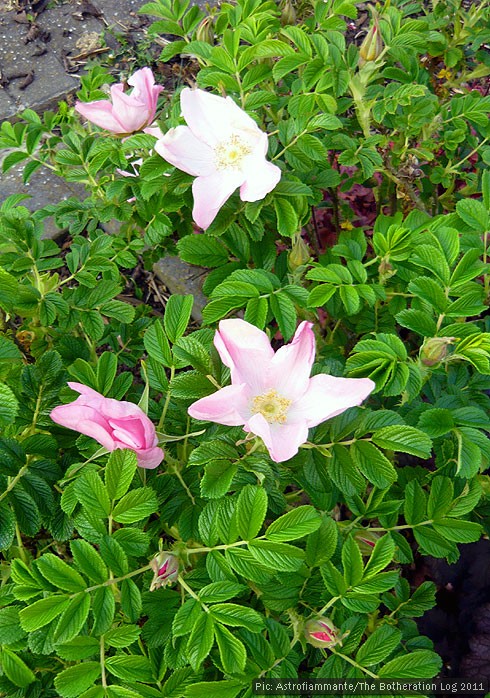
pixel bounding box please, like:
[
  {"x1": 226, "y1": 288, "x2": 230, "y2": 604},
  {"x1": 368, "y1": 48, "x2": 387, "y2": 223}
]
[
  {"x1": 354, "y1": 530, "x2": 380, "y2": 556},
  {"x1": 149, "y1": 552, "x2": 179, "y2": 591},
  {"x1": 359, "y1": 10, "x2": 384, "y2": 67},
  {"x1": 304, "y1": 617, "x2": 341, "y2": 649}
]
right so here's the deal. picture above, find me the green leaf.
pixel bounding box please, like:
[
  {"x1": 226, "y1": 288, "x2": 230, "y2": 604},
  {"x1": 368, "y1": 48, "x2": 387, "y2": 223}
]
[
  {"x1": 105, "y1": 449, "x2": 138, "y2": 501},
  {"x1": 105, "y1": 625, "x2": 141, "y2": 649},
  {"x1": 0, "y1": 383, "x2": 19, "y2": 426},
  {"x1": 432, "y1": 518, "x2": 482, "y2": 543},
  {"x1": 54, "y1": 592, "x2": 91, "y2": 644},
  {"x1": 56, "y1": 637, "x2": 99, "y2": 661},
  {"x1": 70, "y1": 540, "x2": 108, "y2": 584},
  {"x1": 201, "y1": 460, "x2": 238, "y2": 499},
  {"x1": 215, "y1": 623, "x2": 247, "y2": 674},
  {"x1": 351, "y1": 441, "x2": 397, "y2": 489},
  {"x1": 456, "y1": 198, "x2": 489, "y2": 230},
  {"x1": 198, "y1": 582, "x2": 247, "y2": 604},
  {"x1": 112, "y1": 487, "x2": 158, "y2": 524},
  {"x1": 120, "y1": 579, "x2": 142, "y2": 622},
  {"x1": 92, "y1": 587, "x2": 115, "y2": 636},
  {"x1": 305, "y1": 516, "x2": 338, "y2": 567},
  {"x1": 105, "y1": 655, "x2": 154, "y2": 683},
  {"x1": 177, "y1": 236, "x2": 229, "y2": 267},
  {"x1": 96, "y1": 352, "x2": 118, "y2": 395},
  {"x1": 356, "y1": 624, "x2": 402, "y2": 667},
  {"x1": 427, "y1": 476, "x2": 454, "y2": 519},
  {"x1": 0, "y1": 502, "x2": 15, "y2": 550},
  {"x1": 274, "y1": 198, "x2": 299, "y2": 237},
  {"x1": 244, "y1": 296, "x2": 268, "y2": 328},
  {"x1": 209, "y1": 603, "x2": 265, "y2": 632},
  {"x1": 0, "y1": 648, "x2": 35, "y2": 688},
  {"x1": 363, "y1": 534, "x2": 395, "y2": 579},
  {"x1": 236, "y1": 485, "x2": 268, "y2": 540},
  {"x1": 269, "y1": 291, "x2": 297, "y2": 341},
  {"x1": 54, "y1": 662, "x2": 101, "y2": 698},
  {"x1": 186, "y1": 613, "x2": 215, "y2": 670},
  {"x1": 184, "y1": 680, "x2": 244, "y2": 698},
  {"x1": 404, "y1": 480, "x2": 427, "y2": 526},
  {"x1": 74, "y1": 471, "x2": 111, "y2": 518},
  {"x1": 144, "y1": 319, "x2": 173, "y2": 367},
  {"x1": 265, "y1": 505, "x2": 321, "y2": 542},
  {"x1": 248, "y1": 540, "x2": 305, "y2": 571},
  {"x1": 0, "y1": 607, "x2": 27, "y2": 644},
  {"x1": 377, "y1": 649, "x2": 442, "y2": 679},
  {"x1": 413, "y1": 526, "x2": 457, "y2": 558},
  {"x1": 164, "y1": 295, "x2": 194, "y2": 343},
  {"x1": 372, "y1": 425, "x2": 432, "y2": 458},
  {"x1": 396, "y1": 309, "x2": 437, "y2": 337},
  {"x1": 36, "y1": 554, "x2": 87, "y2": 593},
  {"x1": 342, "y1": 535, "x2": 364, "y2": 586},
  {"x1": 19, "y1": 595, "x2": 70, "y2": 632}
]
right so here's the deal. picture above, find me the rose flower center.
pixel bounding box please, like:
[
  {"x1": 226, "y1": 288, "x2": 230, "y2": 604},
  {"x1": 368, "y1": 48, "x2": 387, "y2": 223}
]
[
  {"x1": 215, "y1": 134, "x2": 251, "y2": 170},
  {"x1": 251, "y1": 389, "x2": 291, "y2": 424}
]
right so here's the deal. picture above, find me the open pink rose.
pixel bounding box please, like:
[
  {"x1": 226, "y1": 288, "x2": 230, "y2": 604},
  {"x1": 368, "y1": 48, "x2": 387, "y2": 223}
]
[
  {"x1": 188, "y1": 320, "x2": 374, "y2": 462},
  {"x1": 50, "y1": 382, "x2": 164, "y2": 469},
  {"x1": 75, "y1": 67, "x2": 163, "y2": 135},
  {"x1": 154, "y1": 87, "x2": 281, "y2": 230}
]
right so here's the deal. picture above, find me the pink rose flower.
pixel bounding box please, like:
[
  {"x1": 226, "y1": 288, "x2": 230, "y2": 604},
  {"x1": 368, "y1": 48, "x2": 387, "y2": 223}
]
[
  {"x1": 50, "y1": 382, "x2": 164, "y2": 469},
  {"x1": 75, "y1": 67, "x2": 163, "y2": 135},
  {"x1": 188, "y1": 320, "x2": 375, "y2": 463},
  {"x1": 154, "y1": 87, "x2": 281, "y2": 230}
]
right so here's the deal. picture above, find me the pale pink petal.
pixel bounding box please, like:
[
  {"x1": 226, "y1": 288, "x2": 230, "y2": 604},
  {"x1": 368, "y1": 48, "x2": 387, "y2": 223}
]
[
  {"x1": 192, "y1": 170, "x2": 244, "y2": 230},
  {"x1": 50, "y1": 404, "x2": 116, "y2": 451},
  {"x1": 143, "y1": 126, "x2": 164, "y2": 139},
  {"x1": 240, "y1": 156, "x2": 281, "y2": 202},
  {"x1": 245, "y1": 413, "x2": 308, "y2": 462},
  {"x1": 180, "y1": 87, "x2": 256, "y2": 147},
  {"x1": 67, "y1": 382, "x2": 104, "y2": 400},
  {"x1": 215, "y1": 319, "x2": 274, "y2": 393},
  {"x1": 269, "y1": 322, "x2": 316, "y2": 400},
  {"x1": 108, "y1": 417, "x2": 147, "y2": 450},
  {"x1": 75, "y1": 100, "x2": 126, "y2": 133},
  {"x1": 188, "y1": 384, "x2": 251, "y2": 426},
  {"x1": 127, "y1": 67, "x2": 163, "y2": 116},
  {"x1": 154, "y1": 126, "x2": 216, "y2": 177},
  {"x1": 110, "y1": 84, "x2": 150, "y2": 133},
  {"x1": 288, "y1": 375, "x2": 375, "y2": 427},
  {"x1": 136, "y1": 446, "x2": 165, "y2": 469}
]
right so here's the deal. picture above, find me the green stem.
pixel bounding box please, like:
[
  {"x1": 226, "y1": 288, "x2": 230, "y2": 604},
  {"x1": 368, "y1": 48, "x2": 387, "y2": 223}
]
[
  {"x1": 100, "y1": 636, "x2": 107, "y2": 688},
  {"x1": 178, "y1": 575, "x2": 209, "y2": 612},
  {"x1": 330, "y1": 648, "x2": 379, "y2": 679},
  {"x1": 272, "y1": 129, "x2": 308, "y2": 161},
  {"x1": 80, "y1": 563, "x2": 152, "y2": 595},
  {"x1": 158, "y1": 366, "x2": 175, "y2": 430},
  {"x1": 0, "y1": 461, "x2": 30, "y2": 505}
]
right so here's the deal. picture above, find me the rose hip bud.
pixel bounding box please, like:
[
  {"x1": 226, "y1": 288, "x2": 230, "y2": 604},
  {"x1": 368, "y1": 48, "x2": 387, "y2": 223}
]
[
  {"x1": 420, "y1": 337, "x2": 454, "y2": 367},
  {"x1": 354, "y1": 530, "x2": 380, "y2": 556},
  {"x1": 304, "y1": 617, "x2": 340, "y2": 649},
  {"x1": 288, "y1": 235, "x2": 311, "y2": 272},
  {"x1": 359, "y1": 12, "x2": 384, "y2": 66},
  {"x1": 149, "y1": 552, "x2": 179, "y2": 591},
  {"x1": 280, "y1": 0, "x2": 296, "y2": 26},
  {"x1": 195, "y1": 16, "x2": 215, "y2": 45}
]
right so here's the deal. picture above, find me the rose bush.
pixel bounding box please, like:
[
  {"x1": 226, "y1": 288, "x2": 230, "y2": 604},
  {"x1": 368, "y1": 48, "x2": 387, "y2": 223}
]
[{"x1": 1, "y1": 0, "x2": 490, "y2": 695}]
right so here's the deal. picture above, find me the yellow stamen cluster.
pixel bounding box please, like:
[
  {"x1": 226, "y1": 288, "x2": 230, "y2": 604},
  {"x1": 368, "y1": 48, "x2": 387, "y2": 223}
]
[
  {"x1": 251, "y1": 389, "x2": 291, "y2": 424},
  {"x1": 214, "y1": 134, "x2": 251, "y2": 170}
]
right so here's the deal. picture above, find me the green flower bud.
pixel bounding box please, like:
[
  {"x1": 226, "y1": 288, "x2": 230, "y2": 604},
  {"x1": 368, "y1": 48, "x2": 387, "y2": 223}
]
[
  {"x1": 420, "y1": 337, "x2": 454, "y2": 367},
  {"x1": 195, "y1": 16, "x2": 215, "y2": 45},
  {"x1": 288, "y1": 235, "x2": 311, "y2": 272},
  {"x1": 359, "y1": 12, "x2": 384, "y2": 66},
  {"x1": 280, "y1": 0, "x2": 296, "y2": 27}
]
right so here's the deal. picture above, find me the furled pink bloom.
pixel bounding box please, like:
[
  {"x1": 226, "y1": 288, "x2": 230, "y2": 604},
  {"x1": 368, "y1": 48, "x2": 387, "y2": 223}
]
[
  {"x1": 50, "y1": 382, "x2": 164, "y2": 469},
  {"x1": 149, "y1": 552, "x2": 179, "y2": 591},
  {"x1": 188, "y1": 320, "x2": 375, "y2": 463},
  {"x1": 304, "y1": 618, "x2": 341, "y2": 649},
  {"x1": 75, "y1": 67, "x2": 163, "y2": 135},
  {"x1": 154, "y1": 87, "x2": 281, "y2": 230}
]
